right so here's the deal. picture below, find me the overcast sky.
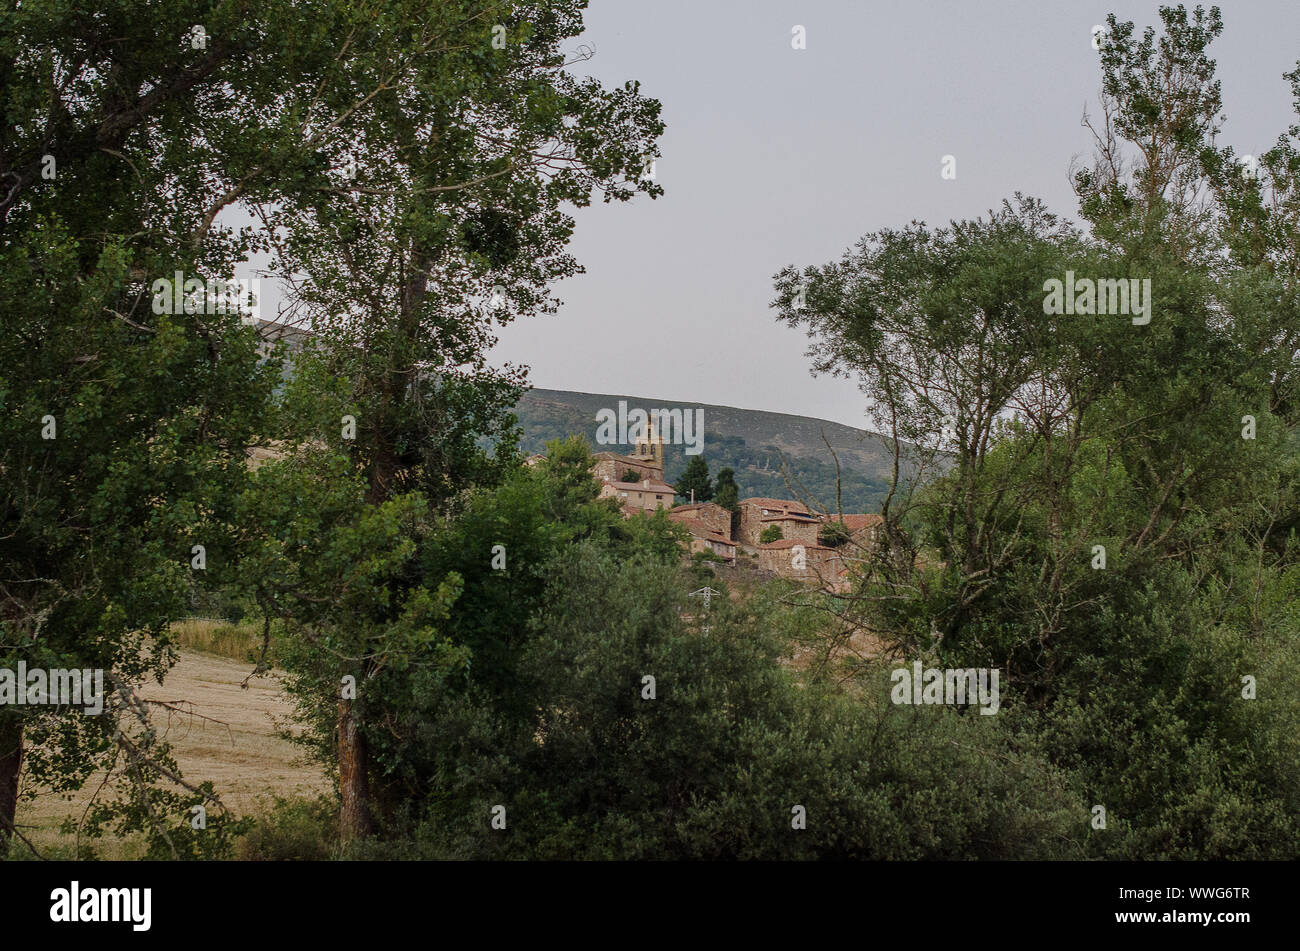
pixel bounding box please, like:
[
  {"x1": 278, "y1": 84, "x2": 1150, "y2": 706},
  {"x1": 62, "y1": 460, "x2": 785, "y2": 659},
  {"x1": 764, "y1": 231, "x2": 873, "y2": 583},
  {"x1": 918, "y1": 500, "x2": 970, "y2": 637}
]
[{"x1": 482, "y1": 0, "x2": 1300, "y2": 429}]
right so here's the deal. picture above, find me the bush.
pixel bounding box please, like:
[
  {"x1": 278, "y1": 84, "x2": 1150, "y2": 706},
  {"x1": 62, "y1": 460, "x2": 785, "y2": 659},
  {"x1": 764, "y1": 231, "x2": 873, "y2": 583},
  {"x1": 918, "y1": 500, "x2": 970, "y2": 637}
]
[
  {"x1": 399, "y1": 543, "x2": 1081, "y2": 859},
  {"x1": 168, "y1": 619, "x2": 273, "y2": 664},
  {"x1": 818, "y1": 522, "x2": 851, "y2": 548},
  {"x1": 235, "y1": 796, "x2": 338, "y2": 861}
]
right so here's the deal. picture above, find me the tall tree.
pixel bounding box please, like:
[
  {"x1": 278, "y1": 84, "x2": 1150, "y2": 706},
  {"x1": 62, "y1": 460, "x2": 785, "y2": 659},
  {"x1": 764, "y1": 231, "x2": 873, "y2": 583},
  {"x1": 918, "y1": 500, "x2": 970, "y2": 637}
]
[
  {"x1": 714, "y1": 467, "x2": 739, "y2": 511},
  {"x1": 675, "y1": 456, "x2": 714, "y2": 502},
  {"x1": 0, "y1": 0, "x2": 304, "y2": 855},
  {"x1": 250, "y1": 2, "x2": 663, "y2": 840},
  {"x1": 771, "y1": 4, "x2": 1300, "y2": 857}
]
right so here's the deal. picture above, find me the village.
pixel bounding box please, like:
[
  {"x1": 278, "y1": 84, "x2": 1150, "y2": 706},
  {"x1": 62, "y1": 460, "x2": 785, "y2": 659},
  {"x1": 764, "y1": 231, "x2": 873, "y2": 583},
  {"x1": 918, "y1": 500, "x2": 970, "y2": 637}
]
[{"x1": 531, "y1": 416, "x2": 882, "y2": 590}]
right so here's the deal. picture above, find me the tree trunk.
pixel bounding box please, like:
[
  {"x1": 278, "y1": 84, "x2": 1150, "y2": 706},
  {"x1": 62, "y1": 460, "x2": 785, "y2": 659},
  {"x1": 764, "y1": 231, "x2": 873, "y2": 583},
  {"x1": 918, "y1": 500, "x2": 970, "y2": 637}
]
[
  {"x1": 0, "y1": 717, "x2": 22, "y2": 857},
  {"x1": 337, "y1": 698, "x2": 372, "y2": 842},
  {"x1": 336, "y1": 241, "x2": 432, "y2": 843}
]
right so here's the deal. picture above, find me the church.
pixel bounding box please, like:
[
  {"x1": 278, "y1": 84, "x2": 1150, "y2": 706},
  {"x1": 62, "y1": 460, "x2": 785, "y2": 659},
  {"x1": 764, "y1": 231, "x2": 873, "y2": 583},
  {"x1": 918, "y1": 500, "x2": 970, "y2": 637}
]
[
  {"x1": 593, "y1": 416, "x2": 677, "y2": 512},
  {"x1": 591, "y1": 415, "x2": 668, "y2": 485}
]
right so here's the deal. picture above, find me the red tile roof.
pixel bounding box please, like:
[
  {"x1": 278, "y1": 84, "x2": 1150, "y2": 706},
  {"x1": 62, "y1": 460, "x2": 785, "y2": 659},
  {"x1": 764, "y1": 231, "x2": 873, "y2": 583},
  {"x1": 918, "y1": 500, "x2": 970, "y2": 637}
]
[
  {"x1": 758, "y1": 538, "x2": 834, "y2": 551},
  {"x1": 690, "y1": 529, "x2": 736, "y2": 548},
  {"x1": 669, "y1": 502, "x2": 728, "y2": 515}
]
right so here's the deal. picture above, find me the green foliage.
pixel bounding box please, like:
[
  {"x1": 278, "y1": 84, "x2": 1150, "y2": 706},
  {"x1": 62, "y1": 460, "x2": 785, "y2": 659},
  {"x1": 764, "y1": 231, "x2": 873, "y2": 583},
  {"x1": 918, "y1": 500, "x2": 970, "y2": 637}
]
[
  {"x1": 714, "y1": 467, "x2": 740, "y2": 512},
  {"x1": 0, "y1": 0, "x2": 287, "y2": 852},
  {"x1": 236, "y1": 796, "x2": 339, "y2": 862},
  {"x1": 232, "y1": 444, "x2": 469, "y2": 777},
  {"x1": 260, "y1": 437, "x2": 682, "y2": 824},
  {"x1": 370, "y1": 544, "x2": 1080, "y2": 859},
  {"x1": 674, "y1": 456, "x2": 714, "y2": 501},
  {"x1": 10, "y1": 0, "x2": 1300, "y2": 862},
  {"x1": 210, "y1": 0, "x2": 666, "y2": 839},
  {"x1": 818, "y1": 522, "x2": 852, "y2": 548},
  {"x1": 770, "y1": 4, "x2": 1300, "y2": 859},
  {"x1": 759, "y1": 525, "x2": 784, "y2": 544}
]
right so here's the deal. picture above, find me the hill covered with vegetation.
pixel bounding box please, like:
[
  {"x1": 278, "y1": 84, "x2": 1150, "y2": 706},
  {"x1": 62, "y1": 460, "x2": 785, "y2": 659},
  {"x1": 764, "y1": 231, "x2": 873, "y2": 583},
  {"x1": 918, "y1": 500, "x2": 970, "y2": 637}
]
[{"x1": 513, "y1": 387, "x2": 897, "y2": 511}]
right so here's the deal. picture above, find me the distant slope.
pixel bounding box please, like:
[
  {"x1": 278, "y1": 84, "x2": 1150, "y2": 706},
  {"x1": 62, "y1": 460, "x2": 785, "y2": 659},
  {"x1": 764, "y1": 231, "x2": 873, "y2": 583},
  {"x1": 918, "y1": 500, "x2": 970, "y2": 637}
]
[{"x1": 513, "y1": 388, "x2": 905, "y2": 512}]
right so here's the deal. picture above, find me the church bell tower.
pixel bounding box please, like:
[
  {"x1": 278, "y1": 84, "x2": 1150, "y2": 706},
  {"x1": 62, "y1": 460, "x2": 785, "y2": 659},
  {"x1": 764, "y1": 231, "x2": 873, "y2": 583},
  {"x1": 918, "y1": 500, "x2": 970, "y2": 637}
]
[{"x1": 633, "y1": 415, "x2": 665, "y2": 481}]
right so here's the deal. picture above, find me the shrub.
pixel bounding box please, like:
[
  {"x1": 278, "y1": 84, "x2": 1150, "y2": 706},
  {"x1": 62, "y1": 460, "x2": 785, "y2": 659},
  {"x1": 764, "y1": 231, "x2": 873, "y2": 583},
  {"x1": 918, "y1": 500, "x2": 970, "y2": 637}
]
[{"x1": 235, "y1": 796, "x2": 338, "y2": 861}]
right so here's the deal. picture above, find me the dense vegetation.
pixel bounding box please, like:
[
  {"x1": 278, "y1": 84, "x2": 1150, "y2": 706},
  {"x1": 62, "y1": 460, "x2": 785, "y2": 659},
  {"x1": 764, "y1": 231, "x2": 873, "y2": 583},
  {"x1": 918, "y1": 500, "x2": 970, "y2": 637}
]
[
  {"x1": 772, "y1": 6, "x2": 1300, "y2": 858},
  {"x1": 3, "y1": 3, "x2": 1299, "y2": 862}
]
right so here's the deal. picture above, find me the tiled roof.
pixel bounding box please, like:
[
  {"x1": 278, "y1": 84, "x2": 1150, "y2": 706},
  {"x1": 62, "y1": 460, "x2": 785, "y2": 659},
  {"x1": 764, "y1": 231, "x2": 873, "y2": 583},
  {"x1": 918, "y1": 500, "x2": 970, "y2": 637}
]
[
  {"x1": 741, "y1": 497, "x2": 807, "y2": 509},
  {"x1": 690, "y1": 529, "x2": 736, "y2": 548},
  {"x1": 668, "y1": 503, "x2": 730, "y2": 522},
  {"x1": 604, "y1": 479, "x2": 676, "y2": 493},
  {"x1": 827, "y1": 513, "x2": 884, "y2": 531},
  {"x1": 741, "y1": 497, "x2": 815, "y2": 518},
  {"x1": 593, "y1": 450, "x2": 655, "y2": 467},
  {"x1": 758, "y1": 538, "x2": 834, "y2": 551}
]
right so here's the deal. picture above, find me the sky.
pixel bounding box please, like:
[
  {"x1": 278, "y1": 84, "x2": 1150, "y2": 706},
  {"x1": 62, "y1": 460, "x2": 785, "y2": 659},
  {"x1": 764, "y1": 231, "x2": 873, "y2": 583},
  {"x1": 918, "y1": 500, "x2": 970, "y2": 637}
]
[{"x1": 480, "y1": 0, "x2": 1300, "y2": 429}]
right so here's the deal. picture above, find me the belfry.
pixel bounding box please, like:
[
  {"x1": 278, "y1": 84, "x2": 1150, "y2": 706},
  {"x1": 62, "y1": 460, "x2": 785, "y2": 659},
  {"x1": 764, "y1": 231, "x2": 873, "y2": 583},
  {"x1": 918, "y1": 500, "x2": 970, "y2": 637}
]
[{"x1": 631, "y1": 414, "x2": 665, "y2": 478}]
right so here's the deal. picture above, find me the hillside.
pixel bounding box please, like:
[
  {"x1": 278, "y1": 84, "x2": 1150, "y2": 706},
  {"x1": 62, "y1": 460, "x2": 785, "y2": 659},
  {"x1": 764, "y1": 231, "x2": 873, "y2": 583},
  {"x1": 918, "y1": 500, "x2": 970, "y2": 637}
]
[{"x1": 513, "y1": 388, "x2": 904, "y2": 512}]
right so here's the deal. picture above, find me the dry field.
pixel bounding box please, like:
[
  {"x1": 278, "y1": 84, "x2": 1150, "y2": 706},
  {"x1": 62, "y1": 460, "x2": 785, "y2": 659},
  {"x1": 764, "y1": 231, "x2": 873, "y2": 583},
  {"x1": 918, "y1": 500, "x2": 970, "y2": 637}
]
[{"x1": 14, "y1": 647, "x2": 329, "y2": 859}]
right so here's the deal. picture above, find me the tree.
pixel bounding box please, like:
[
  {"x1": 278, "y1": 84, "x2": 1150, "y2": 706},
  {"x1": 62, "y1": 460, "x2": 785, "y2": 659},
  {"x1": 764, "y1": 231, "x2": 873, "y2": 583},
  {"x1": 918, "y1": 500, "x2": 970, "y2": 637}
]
[
  {"x1": 246, "y1": 2, "x2": 663, "y2": 841},
  {"x1": 0, "y1": 0, "x2": 298, "y2": 856},
  {"x1": 622, "y1": 468, "x2": 642, "y2": 483},
  {"x1": 299, "y1": 437, "x2": 682, "y2": 839},
  {"x1": 759, "y1": 525, "x2": 784, "y2": 544},
  {"x1": 770, "y1": 5, "x2": 1300, "y2": 858},
  {"x1": 714, "y1": 467, "x2": 740, "y2": 511},
  {"x1": 818, "y1": 522, "x2": 852, "y2": 548},
  {"x1": 373, "y1": 542, "x2": 1081, "y2": 859},
  {"x1": 1, "y1": 0, "x2": 663, "y2": 854},
  {"x1": 675, "y1": 456, "x2": 714, "y2": 502}
]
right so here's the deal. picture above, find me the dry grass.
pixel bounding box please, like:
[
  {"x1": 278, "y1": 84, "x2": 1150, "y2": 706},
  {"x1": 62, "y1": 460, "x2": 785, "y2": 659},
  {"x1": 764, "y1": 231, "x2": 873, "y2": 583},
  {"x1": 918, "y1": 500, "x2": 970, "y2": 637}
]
[
  {"x1": 169, "y1": 617, "x2": 271, "y2": 664},
  {"x1": 12, "y1": 647, "x2": 329, "y2": 860}
]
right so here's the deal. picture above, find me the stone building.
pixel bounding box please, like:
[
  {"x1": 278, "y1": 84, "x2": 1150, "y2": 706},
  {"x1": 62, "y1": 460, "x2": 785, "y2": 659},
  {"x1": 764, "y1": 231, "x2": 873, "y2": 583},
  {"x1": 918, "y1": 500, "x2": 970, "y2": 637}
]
[
  {"x1": 591, "y1": 451, "x2": 661, "y2": 485},
  {"x1": 525, "y1": 402, "x2": 887, "y2": 583},
  {"x1": 685, "y1": 529, "x2": 737, "y2": 565},
  {"x1": 668, "y1": 502, "x2": 736, "y2": 565},
  {"x1": 666, "y1": 502, "x2": 732, "y2": 540},
  {"x1": 592, "y1": 415, "x2": 666, "y2": 484},
  {"x1": 756, "y1": 538, "x2": 843, "y2": 583},
  {"x1": 598, "y1": 477, "x2": 677, "y2": 512},
  {"x1": 735, "y1": 497, "x2": 822, "y2": 547}
]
